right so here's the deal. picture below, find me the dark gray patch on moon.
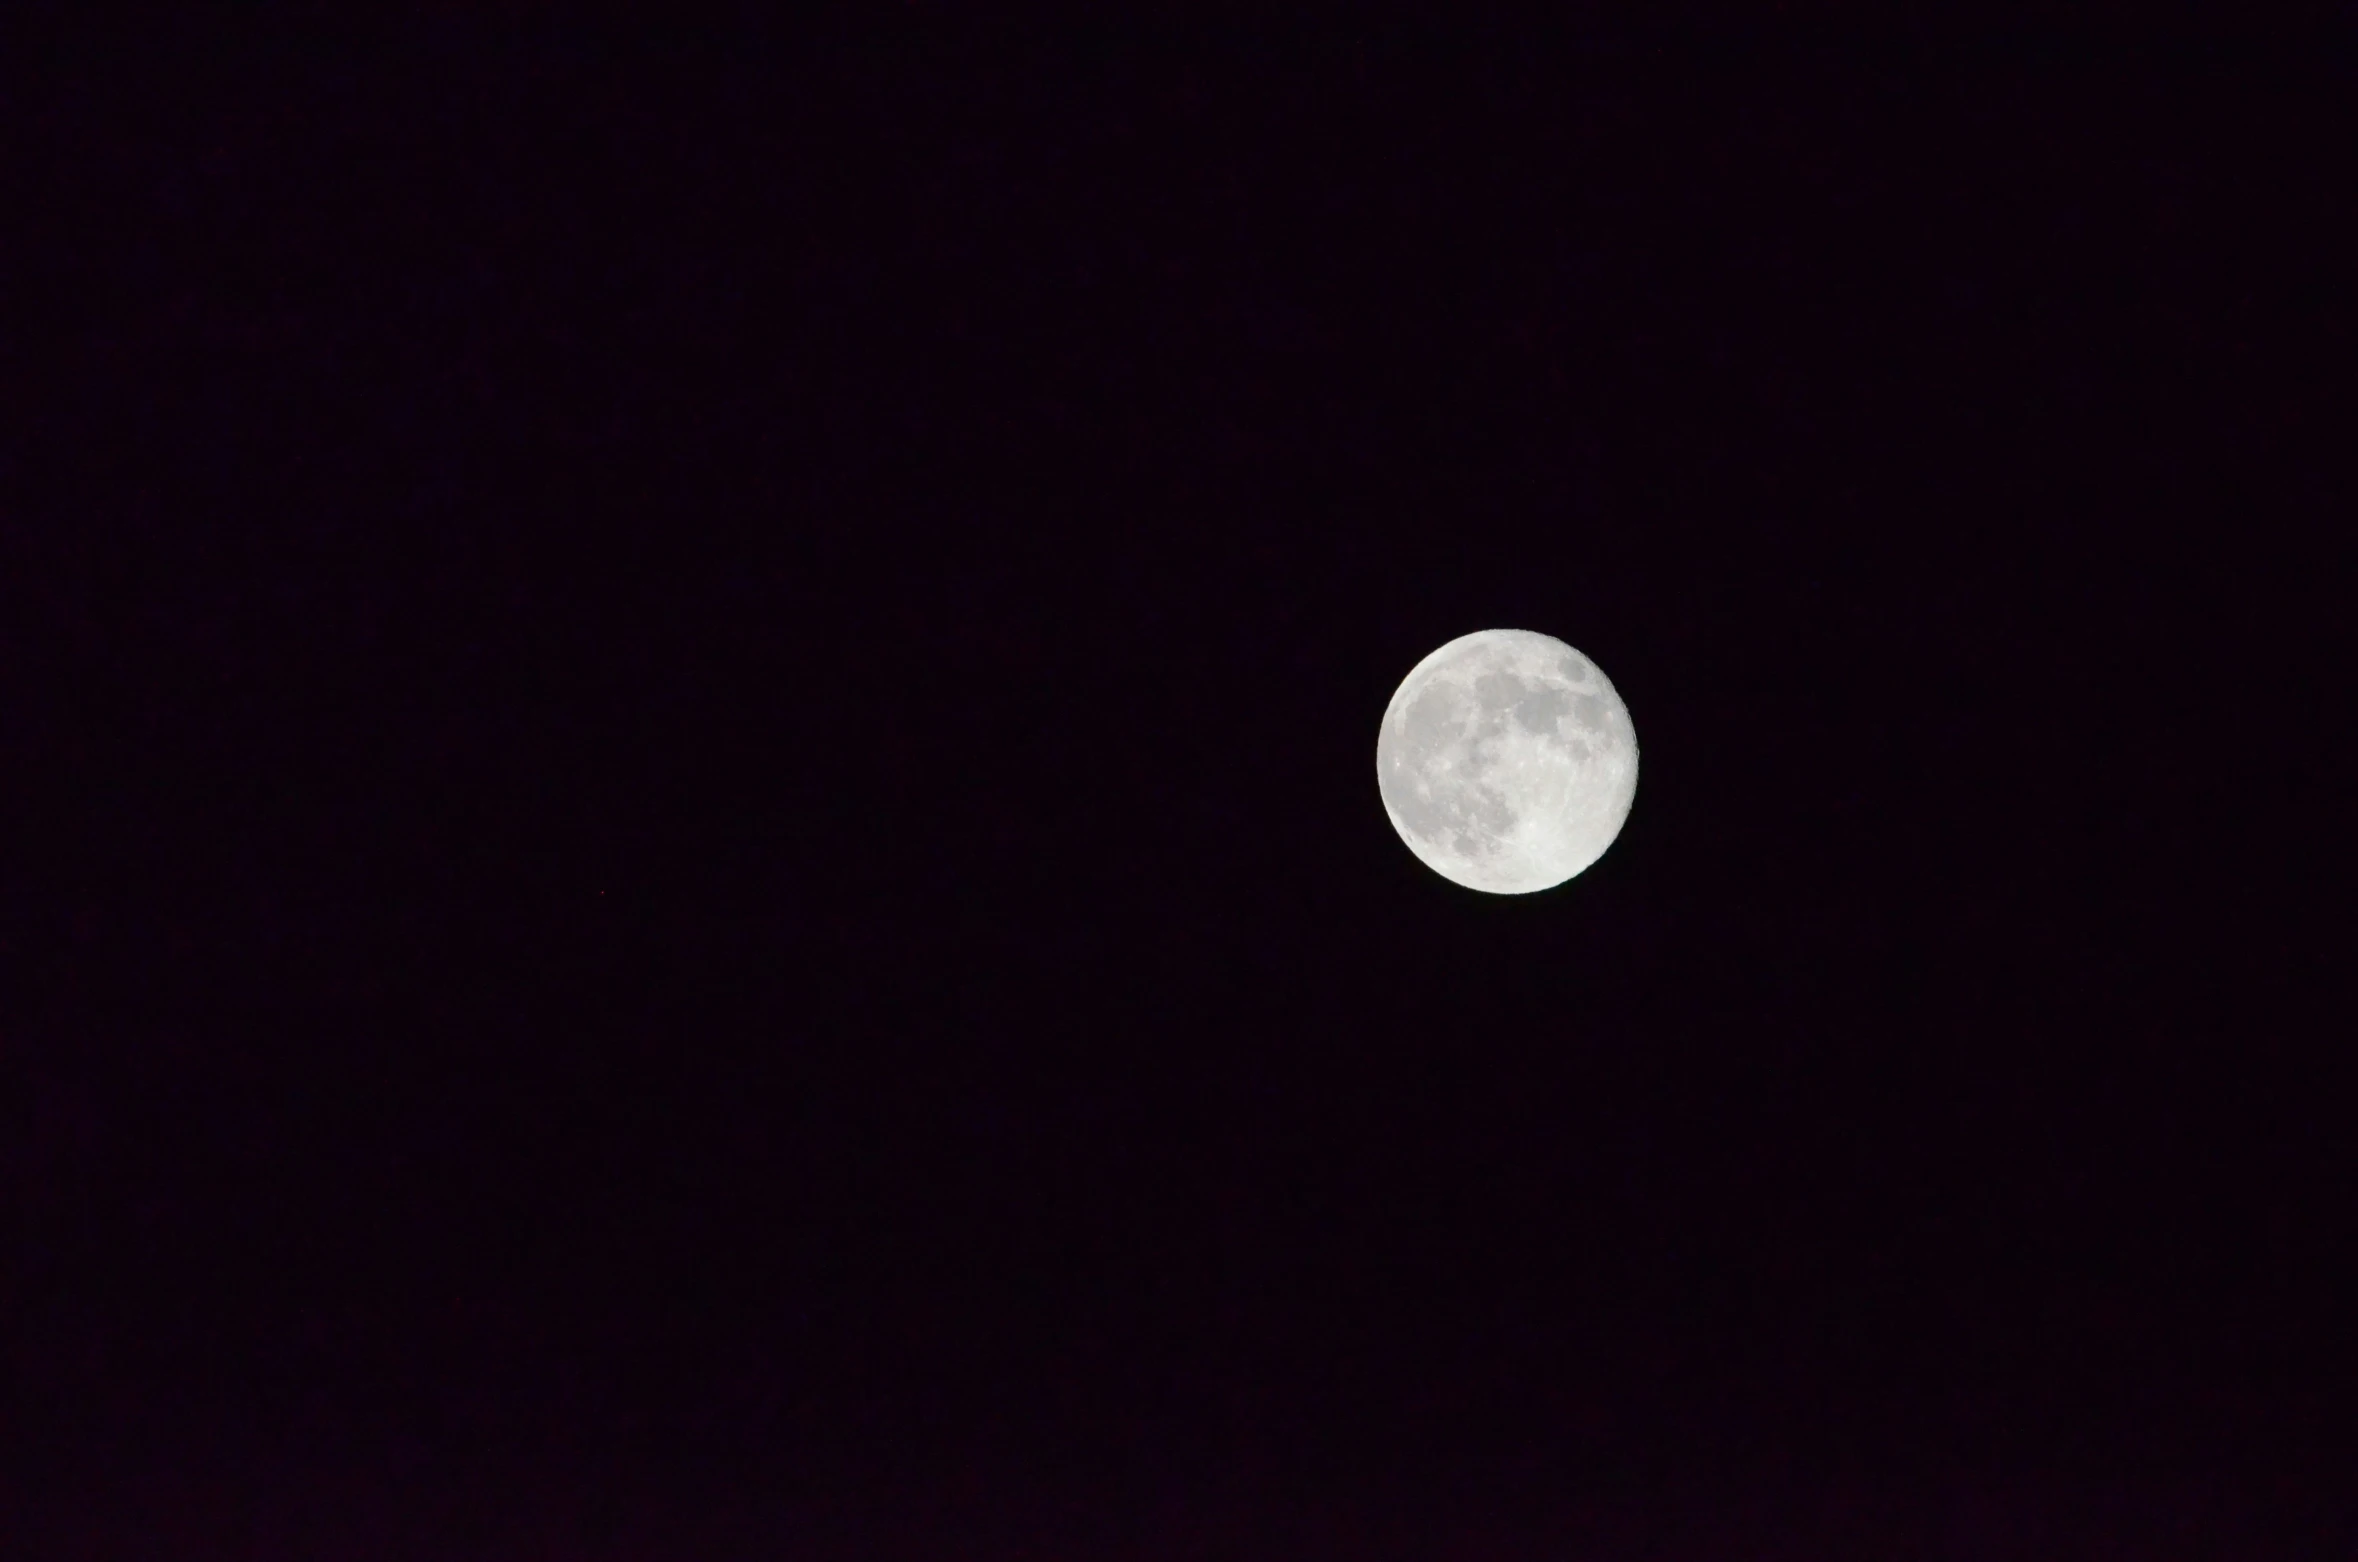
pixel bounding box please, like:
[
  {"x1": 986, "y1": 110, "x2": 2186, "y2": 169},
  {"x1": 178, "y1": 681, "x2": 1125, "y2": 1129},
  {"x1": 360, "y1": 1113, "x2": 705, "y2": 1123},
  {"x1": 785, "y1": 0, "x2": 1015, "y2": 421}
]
[
  {"x1": 1513, "y1": 683, "x2": 1575, "y2": 736},
  {"x1": 1572, "y1": 693, "x2": 1608, "y2": 729},
  {"x1": 1557, "y1": 653, "x2": 1588, "y2": 682},
  {"x1": 1474, "y1": 671, "x2": 1527, "y2": 709},
  {"x1": 1401, "y1": 683, "x2": 1466, "y2": 761}
]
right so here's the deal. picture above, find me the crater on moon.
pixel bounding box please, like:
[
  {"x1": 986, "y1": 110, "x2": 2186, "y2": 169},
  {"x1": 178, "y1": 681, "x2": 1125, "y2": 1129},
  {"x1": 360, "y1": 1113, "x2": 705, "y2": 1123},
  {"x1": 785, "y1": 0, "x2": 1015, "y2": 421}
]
[{"x1": 1376, "y1": 628, "x2": 1638, "y2": 894}]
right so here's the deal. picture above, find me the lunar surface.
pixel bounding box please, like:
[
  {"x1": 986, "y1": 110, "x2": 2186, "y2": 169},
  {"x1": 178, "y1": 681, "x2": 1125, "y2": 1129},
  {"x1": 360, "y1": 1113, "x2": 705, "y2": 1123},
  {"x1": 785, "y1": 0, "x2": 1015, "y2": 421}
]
[{"x1": 1377, "y1": 629, "x2": 1638, "y2": 894}]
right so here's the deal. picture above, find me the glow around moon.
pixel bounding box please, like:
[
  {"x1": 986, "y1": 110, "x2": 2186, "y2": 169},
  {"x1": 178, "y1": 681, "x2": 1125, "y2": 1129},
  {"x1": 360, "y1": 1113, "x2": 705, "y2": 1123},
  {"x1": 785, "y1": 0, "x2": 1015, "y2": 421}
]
[{"x1": 1376, "y1": 629, "x2": 1638, "y2": 894}]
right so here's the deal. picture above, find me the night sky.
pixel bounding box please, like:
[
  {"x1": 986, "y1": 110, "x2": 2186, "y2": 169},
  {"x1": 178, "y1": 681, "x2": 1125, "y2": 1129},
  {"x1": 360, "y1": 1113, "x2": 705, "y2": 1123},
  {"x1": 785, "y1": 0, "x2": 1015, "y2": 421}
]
[{"x1": 5, "y1": 34, "x2": 2350, "y2": 1557}]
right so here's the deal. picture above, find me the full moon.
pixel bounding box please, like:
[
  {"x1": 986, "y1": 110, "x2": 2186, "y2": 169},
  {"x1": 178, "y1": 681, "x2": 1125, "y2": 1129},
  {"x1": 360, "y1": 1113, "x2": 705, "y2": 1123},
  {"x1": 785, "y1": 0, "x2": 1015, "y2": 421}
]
[{"x1": 1376, "y1": 628, "x2": 1638, "y2": 894}]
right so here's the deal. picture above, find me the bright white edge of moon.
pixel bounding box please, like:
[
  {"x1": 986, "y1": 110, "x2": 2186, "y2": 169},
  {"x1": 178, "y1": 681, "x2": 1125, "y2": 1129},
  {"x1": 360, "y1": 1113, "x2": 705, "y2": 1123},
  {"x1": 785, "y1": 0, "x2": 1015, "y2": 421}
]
[{"x1": 1376, "y1": 628, "x2": 1638, "y2": 894}]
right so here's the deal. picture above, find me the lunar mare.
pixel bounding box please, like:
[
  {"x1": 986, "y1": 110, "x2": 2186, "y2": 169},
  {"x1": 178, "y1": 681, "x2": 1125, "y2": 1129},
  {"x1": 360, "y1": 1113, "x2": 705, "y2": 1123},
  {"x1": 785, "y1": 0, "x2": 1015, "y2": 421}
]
[{"x1": 1376, "y1": 628, "x2": 1637, "y2": 893}]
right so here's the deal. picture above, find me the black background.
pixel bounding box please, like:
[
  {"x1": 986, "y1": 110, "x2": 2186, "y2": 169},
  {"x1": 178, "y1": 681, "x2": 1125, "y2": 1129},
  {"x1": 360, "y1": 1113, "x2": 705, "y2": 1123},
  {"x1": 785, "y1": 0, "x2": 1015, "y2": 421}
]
[{"x1": 4, "y1": 33, "x2": 2350, "y2": 1557}]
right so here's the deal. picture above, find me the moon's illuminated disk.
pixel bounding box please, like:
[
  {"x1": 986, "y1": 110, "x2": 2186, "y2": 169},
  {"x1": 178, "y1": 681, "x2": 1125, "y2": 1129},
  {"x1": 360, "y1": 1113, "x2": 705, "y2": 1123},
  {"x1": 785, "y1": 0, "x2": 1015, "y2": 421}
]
[{"x1": 1377, "y1": 629, "x2": 1638, "y2": 894}]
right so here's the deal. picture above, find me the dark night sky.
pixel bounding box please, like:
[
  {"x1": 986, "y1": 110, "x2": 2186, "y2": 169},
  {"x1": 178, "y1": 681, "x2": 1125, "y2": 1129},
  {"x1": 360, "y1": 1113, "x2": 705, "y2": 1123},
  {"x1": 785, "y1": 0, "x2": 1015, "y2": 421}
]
[{"x1": 3, "y1": 33, "x2": 2350, "y2": 1557}]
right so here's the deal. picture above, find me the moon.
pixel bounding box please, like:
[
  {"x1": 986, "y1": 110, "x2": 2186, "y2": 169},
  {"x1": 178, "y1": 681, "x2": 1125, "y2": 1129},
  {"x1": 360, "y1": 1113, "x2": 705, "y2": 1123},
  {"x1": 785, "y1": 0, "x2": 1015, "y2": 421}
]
[{"x1": 1376, "y1": 628, "x2": 1638, "y2": 894}]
